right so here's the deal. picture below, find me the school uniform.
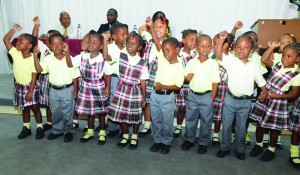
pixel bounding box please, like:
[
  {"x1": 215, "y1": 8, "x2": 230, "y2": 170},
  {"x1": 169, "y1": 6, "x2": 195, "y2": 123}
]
[
  {"x1": 107, "y1": 52, "x2": 148, "y2": 124},
  {"x1": 40, "y1": 53, "x2": 76, "y2": 135},
  {"x1": 72, "y1": 53, "x2": 112, "y2": 116},
  {"x1": 150, "y1": 51, "x2": 184, "y2": 145},
  {"x1": 184, "y1": 57, "x2": 220, "y2": 146},
  {"x1": 107, "y1": 42, "x2": 127, "y2": 131},
  {"x1": 9, "y1": 47, "x2": 39, "y2": 110},
  {"x1": 254, "y1": 63, "x2": 300, "y2": 131},
  {"x1": 219, "y1": 54, "x2": 266, "y2": 154},
  {"x1": 174, "y1": 49, "x2": 198, "y2": 108}
]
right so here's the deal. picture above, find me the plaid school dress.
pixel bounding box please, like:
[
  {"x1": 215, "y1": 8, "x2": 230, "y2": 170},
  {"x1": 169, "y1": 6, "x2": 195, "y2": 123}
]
[
  {"x1": 213, "y1": 66, "x2": 227, "y2": 121},
  {"x1": 143, "y1": 40, "x2": 158, "y2": 103},
  {"x1": 75, "y1": 58, "x2": 108, "y2": 115},
  {"x1": 290, "y1": 97, "x2": 300, "y2": 134},
  {"x1": 107, "y1": 53, "x2": 146, "y2": 124},
  {"x1": 250, "y1": 63, "x2": 299, "y2": 130},
  {"x1": 175, "y1": 50, "x2": 197, "y2": 108},
  {"x1": 38, "y1": 49, "x2": 51, "y2": 106},
  {"x1": 14, "y1": 81, "x2": 40, "y2": 110}
]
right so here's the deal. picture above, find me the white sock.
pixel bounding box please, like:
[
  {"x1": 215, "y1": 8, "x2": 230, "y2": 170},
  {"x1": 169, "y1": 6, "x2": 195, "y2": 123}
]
[
  {"x1": 47, "y1": 122, "x2": 52, "y2": 125},
  {"x1": 73, "y1": 120, "x2": 78, "y2": 124},
  {"x1": 213, "y1": 132, "x2": 219, "y2": 138},
  {"x1": 37, "y1": 123, "x2": 43, "y2": 129},
  {"x1": 143, "y1": 121, "x2": 151, "y2": 129}
]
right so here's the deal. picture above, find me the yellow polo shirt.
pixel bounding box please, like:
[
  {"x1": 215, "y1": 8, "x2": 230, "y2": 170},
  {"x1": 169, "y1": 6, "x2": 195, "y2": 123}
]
[
  {"x1": 185, "y1": 57, "x2": 220, "y2": 92},
  {"x1": 249, "y1": 52, "x2": 268, "y2": 75},
  {"x1": 8, "y1": 47, "x2": 36, "y2": 85},
  {"x1": 155, "y1": 51, "x2": 184, "y2": 88},
  {"x1": 40, "y1": 53, "x2": 75, "y2": 86},
  {"x1": 220, "y1": 54, "x2": 266, "y2": 96}
]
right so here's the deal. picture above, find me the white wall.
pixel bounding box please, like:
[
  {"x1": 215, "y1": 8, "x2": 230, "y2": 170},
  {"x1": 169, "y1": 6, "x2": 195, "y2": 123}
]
[{"x1": 0, "y1": 0, "x2": 298, "y2": 74}]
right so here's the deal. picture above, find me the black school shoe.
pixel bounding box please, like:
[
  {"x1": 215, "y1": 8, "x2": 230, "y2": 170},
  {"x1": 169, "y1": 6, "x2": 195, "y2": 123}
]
[
  {"x1": 250, "y1": 145, "x2": 264, "y2": 157},
  {"x1": 117, "y1": 137, "x2": 129, "y2": 149},
  {"x1": 150, "y1": 143, "x2": 162, "y2": 152},
  {"x1": 35, "y1": 127, "x2": 45, "y2": 139},
  {"x1": 43, "y1": 123, "x2": 52, "y2": 132},
  {"x1": 18, "y1": 126, "x2": 32, "y2": 139},
  {"x1": 161, "y1": 144, "x2": 170, "y2": 154},
  {"x1": 138, "y1": 128, "x2": 151, "y2": 138},
  {"x1": 181, "y1": 141, "x2": 195, "y2": 150},
  {"x1": 260, "y1": 149, "x2": 276, "y2": 161},
  {"x1": 64, "y1": 133, "x2": 73, "y2": 143},
  {"x1": 289, "y1": 157, "x2": 300, "y2": 170},
  {"x1": 234, "y1": 151, "x2": 246, "y2": 160},
  {"x1": 129, "y1": 139, "x2": 138, "y2": 150}
]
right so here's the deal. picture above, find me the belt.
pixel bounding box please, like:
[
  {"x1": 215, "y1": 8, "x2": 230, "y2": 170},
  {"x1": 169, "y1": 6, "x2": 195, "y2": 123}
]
[
  {"x1": 228, "y1": 90, "x2": 251, "y2": 100},
  {"x1": 111, "y1": 74, "x2": 119, "y2": 77},
  {"x1": 155, "y1": 90, "x2": 173, "y2": 95},
  {"x1": 49, "y1": 83, "x2": 72, "y2": 90},
  {"x1": 191, "y1": 90, "x2": 211, "y2": 95}
]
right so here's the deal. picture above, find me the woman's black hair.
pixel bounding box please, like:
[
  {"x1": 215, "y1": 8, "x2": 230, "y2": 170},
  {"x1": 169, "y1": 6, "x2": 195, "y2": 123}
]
[{"x1": 20, "y1": 33, "x2": 37, "y2": 53}]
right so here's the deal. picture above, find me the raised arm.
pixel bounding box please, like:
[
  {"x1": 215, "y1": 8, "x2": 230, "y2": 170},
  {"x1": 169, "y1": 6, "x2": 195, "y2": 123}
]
[
  {"x1": 215, "y1": 31, "x2": 228, "y2": 61},
  {"x1": 32, "y1": 16, "x2": 40, "y2": 38},
  {"x1": 230, "y1": 21, "x2": 243, "y2": 36},
  {"x1": 33, "y1": 47, "x2": 43, "y2": 73},
  {"x1": 261, "y1": 41, "x2": 280, "y2": 68},
  {"x1": 146, "y1": 17, "x2": 161, "y2": 51},
  {"x1": 102, "y1": 33, "x2": 112, "y2": 61},
  {"x1": 138, "y1": 24, "x2": 148, "y2": 35},
  {"x1": 61, "y1": 42, "x2": 73, "y2": 67},
  {"x1": 3, "y1": 24, "x2": 22, "y2": 51}
]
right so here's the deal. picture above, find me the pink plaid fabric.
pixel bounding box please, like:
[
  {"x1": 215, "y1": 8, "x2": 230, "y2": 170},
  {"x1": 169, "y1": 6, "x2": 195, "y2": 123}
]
[{"x1": 107, "y1": 53, "x2": 146, "y2": 124}]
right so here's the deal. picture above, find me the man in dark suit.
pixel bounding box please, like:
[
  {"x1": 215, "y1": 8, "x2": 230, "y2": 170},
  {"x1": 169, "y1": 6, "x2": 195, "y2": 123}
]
[{"x1": 97, "y1": 8, "x2": 120, "y2": 34}]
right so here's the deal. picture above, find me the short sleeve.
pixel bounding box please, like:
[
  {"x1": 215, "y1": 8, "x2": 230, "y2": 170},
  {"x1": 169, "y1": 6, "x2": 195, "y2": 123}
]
[
  {"x1": 141, "y1": 31, "x2": 152, "y2": 43},
  {"x1": 140, "y1": 66, "x2": 149, "y2": 80},
  {"x1": 211, "y1": 60, "x2": 220, "y2": 83},
  {"x1": 104, "y1": 61, "x2": 113, "y2": 75}
]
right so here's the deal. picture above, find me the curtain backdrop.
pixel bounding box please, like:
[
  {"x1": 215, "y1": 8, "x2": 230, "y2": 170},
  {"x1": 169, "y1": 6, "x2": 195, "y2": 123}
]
[{"x1": 0, "y1": 0, "x2": 298, "y2": 74}]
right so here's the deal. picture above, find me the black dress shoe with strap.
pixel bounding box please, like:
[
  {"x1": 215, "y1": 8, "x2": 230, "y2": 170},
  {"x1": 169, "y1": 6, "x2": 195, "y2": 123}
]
[{"x1": 117, "y1": 137, "x2": 129, "y2": 148}]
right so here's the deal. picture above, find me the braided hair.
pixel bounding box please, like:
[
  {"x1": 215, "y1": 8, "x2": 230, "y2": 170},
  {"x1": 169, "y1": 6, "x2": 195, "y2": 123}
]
[{"x1": 20, "y1": 33, "x2": 37, "y2": 53}]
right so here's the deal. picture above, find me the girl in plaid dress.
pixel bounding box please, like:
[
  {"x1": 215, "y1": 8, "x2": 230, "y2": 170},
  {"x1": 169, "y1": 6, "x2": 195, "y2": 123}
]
[
  {"x1": 249, "y1": 42, "x2": 300, "y2": 162},
  {"x1": 173, "y1": 29, "x2": 198, "y2": 138},
  {"x1": 3, "y1": 24, "x2": 44, "y2": 139},
  {"x1": 107, "y1": 32, "x2": 148, "y2": 150},
  {"x1": 66, "y1": 33, "x2": 111, "y2": 144},
  {"x1": 138, "y1": 14, "x2": 169, "y2": 137}
]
